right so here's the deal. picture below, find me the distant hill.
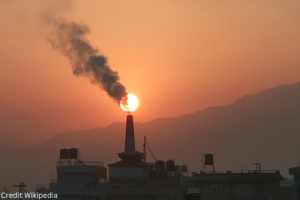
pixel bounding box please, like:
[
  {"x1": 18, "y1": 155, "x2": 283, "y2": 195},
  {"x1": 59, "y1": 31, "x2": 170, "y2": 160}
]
[{"x1": 1, "y1": 82, "x2": 300, "y2": 191}]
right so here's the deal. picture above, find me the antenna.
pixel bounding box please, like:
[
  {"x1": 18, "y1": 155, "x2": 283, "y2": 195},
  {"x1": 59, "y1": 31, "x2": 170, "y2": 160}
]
[
  {"x1": 143, "y1": 136, "x2": 146, "y2": 162},
  {"x1": 144, "y1": 136, "x2": 157, "y2": 161},
  {"x1": 253, "y1": 163, "x2": 261, "y2": 172},
  {"x1": 13, "y1": 182, "x2": 26, "y2": 200}
]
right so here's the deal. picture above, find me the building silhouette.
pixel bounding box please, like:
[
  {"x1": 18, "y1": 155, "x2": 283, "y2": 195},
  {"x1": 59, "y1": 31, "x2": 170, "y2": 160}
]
[{"x1": 36, "y1": 114, "x2": 289, "y2": 200}]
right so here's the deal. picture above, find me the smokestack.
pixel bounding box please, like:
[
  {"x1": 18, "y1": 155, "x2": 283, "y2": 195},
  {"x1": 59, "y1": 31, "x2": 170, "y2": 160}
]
[
  {"x1": 118, "y1": 114, "x2": 144, "y2": 162},
  {"x1": 125, "y1": 115, "x2": 135, "y2": 152}
]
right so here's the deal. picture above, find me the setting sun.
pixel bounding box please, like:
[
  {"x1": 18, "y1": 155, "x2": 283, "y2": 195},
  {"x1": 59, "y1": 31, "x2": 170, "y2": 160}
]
[{"x1": 120, "y1": 94, "x2": 139, "y2": 112}]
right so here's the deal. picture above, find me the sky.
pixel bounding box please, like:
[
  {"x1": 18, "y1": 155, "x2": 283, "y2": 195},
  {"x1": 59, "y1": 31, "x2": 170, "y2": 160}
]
[{"x1": 0, "y1": 0, "x2": 300, "y2": 148}]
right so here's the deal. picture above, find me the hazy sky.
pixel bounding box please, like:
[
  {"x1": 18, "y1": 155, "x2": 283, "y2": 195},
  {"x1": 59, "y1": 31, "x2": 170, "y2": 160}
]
[{"x1": 1, "y1": 0, "x2": 300, "y2": 148}]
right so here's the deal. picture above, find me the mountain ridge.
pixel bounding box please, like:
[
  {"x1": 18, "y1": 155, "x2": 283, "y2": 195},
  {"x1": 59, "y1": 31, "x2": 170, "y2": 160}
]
[{"x1": 1, "y1": 82, "x2": 300, "y2": 191}]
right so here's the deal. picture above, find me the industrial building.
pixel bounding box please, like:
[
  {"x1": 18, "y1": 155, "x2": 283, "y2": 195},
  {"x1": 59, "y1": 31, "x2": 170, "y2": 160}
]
[
  {"x1": 36, "y1": 115, "x2": 193, "y2": 200},
  {"x1": 35, "y1": 114, "x2": 291, "y2": 200},
  {"x1": 189, "y1": 158, "x2": 284, "y2": 200},
  {"x1": 191, "y1": 170, "x2": 283, "y2": 199}
]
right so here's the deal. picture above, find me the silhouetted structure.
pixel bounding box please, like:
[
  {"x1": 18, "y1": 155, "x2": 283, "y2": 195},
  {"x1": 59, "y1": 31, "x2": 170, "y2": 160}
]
[
  {"x1": 35, "y1": 114, "x2": 288, "y2": 200},
  {"x1": 166, "y1": 159, "x2": 175, "y2": 172},
  {"x1": 108, "y1": 115, "x2": 154, "y2": 184},
  {"x1": 280, "y1": 177, "x2": 295, "y2": 200},
  {"x1": 37, "y1": 148, "x2": 105, "y2": 199},
  {"x1": 36, "y1": 115, "x2": 192, "y2": 200},
  {"x1": 192, "y1": 169, "x2": 283, "y2": 199},
  {"x1": 289, "y1": 166, "x2": 300, "y2": 200},
  {"x1": 106, "y1": 115, "x2": 187, "y2": 199},
  {"x1": 203, "y1": 153, "x2": 215, "y2": 173},
  {"x1": 59, "y1": 149, "x2": 68, "y2": 159},
  {"x1": 13, "y1": 182, "x2": 26, "y2": 200}
]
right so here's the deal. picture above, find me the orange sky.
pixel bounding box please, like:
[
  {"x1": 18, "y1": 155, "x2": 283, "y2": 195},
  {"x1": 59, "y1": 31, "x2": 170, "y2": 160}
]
[{"x1": 0, "y1": 0, "x2": 300, "y2": 148}]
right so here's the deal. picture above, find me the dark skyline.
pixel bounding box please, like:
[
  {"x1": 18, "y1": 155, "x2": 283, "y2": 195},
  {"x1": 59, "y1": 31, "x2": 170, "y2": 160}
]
[{"x1": 1, "y1": 82, "x2": 300, "y2": 191}]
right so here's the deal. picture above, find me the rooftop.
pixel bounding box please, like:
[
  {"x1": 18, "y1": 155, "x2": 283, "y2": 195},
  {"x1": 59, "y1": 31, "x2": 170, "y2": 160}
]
[
  {"x1": 193, "y1": 170, "x2": 283, "y2": 182},
  {"x1": 57, "y1": 160, "x2": 103, "y2": 166}
]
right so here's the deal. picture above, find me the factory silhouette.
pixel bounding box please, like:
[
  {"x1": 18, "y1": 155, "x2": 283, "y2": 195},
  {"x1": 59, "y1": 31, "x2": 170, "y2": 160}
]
[{"x1": 15, "y1": 114, "x2": 297, "y2": 200}]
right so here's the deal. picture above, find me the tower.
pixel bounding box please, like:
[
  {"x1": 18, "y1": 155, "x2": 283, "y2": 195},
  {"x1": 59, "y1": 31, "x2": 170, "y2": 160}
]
[
  {"x1": 117, "y1": 115, "x2": 144, "y2": 162},
  {"x1": 108, "y1": 115, "x2": 153, "y2": 183}
]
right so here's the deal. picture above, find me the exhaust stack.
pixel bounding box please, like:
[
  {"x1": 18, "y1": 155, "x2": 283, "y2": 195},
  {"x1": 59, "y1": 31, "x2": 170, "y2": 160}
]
[{"x1": 125, "y1": 115, "x2": 135, "y2": 152}]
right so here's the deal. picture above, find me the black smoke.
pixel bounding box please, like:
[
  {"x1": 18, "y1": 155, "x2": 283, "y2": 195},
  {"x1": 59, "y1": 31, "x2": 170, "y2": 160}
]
[{"x1": 44, "y1": 16, "x2": 127, "y2": 102}]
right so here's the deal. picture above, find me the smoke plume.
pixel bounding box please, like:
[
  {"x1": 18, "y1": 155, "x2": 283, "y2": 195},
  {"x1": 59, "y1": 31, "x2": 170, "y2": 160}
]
[{"x1": 43, "y1": 14, "x2": 127, "y2": 102}]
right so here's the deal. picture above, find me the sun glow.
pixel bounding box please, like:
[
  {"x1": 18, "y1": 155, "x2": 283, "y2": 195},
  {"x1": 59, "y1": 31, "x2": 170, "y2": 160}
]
[{"x1": 120, "y1": 94, "x2": 139, "y2": 112}]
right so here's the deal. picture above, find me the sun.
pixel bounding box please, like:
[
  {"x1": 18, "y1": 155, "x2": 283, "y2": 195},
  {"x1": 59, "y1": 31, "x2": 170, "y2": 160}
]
[{"x1": 120, "y1": 94, "x2": 139, "y2": 112}]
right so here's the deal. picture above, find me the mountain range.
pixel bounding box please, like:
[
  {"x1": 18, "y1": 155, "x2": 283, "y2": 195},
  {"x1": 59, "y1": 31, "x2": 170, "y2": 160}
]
[{"x1": 1, "y1": 82, "x2": 300, "y2": 191}]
